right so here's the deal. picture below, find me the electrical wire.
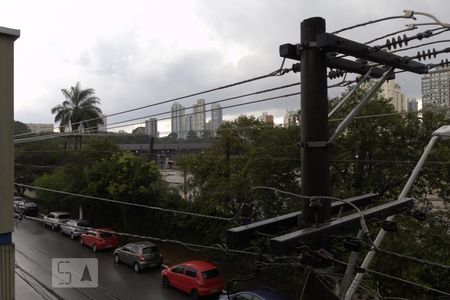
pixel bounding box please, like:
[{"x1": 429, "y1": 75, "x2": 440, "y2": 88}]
[
  {"x1": 316, "y1": 250, "x2": 450, "y2": 297},
  {"x1": 14, "y1": 60, "x2": 293, "y2": 138},
  {"x1": 14, "y1": 183, "x2": 242, "y2": 222},
  {"x1": 331, "y1": 13, "x2": 416, "y2": 35}
]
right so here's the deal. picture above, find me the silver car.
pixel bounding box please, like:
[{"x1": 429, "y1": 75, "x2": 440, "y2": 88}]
[
  {"x1": 60, "y1": 219, "x2": 89, "y2": 239},
  {"x1": 43, "y1": 211, "x2": 71, "y2": 230},
  {"x1": 113, "y1": 241, "x2": 163, "y2": 272}
]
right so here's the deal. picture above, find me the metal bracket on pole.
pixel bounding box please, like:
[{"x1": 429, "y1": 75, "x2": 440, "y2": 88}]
[
  {"x1": 328, "y1": 68, "x2": 373, "y2": 118},
  {"x1": 300, "y1": 141, "x2": 329, "y2": 148},
  {"x1": 329, "y1": 67, "x2": 394, "y2": 144}
]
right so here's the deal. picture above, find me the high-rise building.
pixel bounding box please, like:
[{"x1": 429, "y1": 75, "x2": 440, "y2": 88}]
[
  {"x1": 211, "y1": 103, "x2": 223, "y2": 132},
  {"x1": 421, "y1": 66, "x2": 450, "y2": 108},
  {"x1": 260, "y1": 112, "x2": 274, "y2": 124},
  {"x1": 192, "y1": 99, "x2": 206, "y2": 135},
  {"x1": 407, "y1": 98, "x2": 418, "y2": 112},
  {"x1": 283, "y1": 110, "x2": 297, "y2": 128},
  {"x1": 145, "y1": 118, "x2": 158, "y2": 137},
  {"x1": 171, "y1": 102, "x2": 186, "y2": 139},
  {"x1": 380, "y1": 80, "x2": 407, "y2": 113}
]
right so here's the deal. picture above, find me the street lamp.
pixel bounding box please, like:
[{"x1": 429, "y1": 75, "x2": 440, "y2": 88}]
[{"x1": 345, "y1": 125, "x2": 450, "y2": 300}]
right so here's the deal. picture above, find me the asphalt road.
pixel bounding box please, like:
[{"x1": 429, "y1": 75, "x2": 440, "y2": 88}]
[{"x1": 13, "y1": 218, "x2": 196, "y2": 300}]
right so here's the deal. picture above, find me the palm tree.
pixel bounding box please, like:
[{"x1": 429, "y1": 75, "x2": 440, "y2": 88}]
[{"x1": 51, "y1": 82, "x2": 104, "y2": 134}]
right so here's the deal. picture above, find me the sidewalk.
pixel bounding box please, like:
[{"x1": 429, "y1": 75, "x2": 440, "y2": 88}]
[{"x1": 15, "y1": 269, "x2": 59, "y2": 300}]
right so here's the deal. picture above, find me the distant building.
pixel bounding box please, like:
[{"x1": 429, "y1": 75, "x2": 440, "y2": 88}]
[
  {"x1": 380, "y1": 80, "x2": 407, "y2": 113},
  {"x1": 132, "y1": 126, "x2": 146, "y2": 134},
  {"x1": 407, "y1": 98, "x2": 419, "y2": 112},
  {"x1": 193, "y1": 99, "x2": 206, "y2": 134},
  {"x1": 283, "y1": 110, "x2": 297, "y2": 128},
  {"x1": 145, "y1": 118, "x2": 158, "y2": 137},
  {"x1": 260, "y1": 112, "x2": 274, "y2": 124},
  {"x1": 211, "y1": 103, "x2": 223, "y2": 132},
  {"x1": 25, "y1": 123, "x2": 54, "y2": 134},
  {"x1": 118, "y1": 130, "x2": 126, "y2": 134},
  {"x1": 171, "y1": 102, "x2": 186, "y2": 139},
  {"x1": 421, "y1": 66, "x2": 450, "y2": 109}
]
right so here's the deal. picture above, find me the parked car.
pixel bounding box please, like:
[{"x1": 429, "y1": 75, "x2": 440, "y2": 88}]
[
  {"x1": 60, "y1": 219, "x2": 89, "y2": 240},
  {"x1": 219, "y1": 287, "x2": 289, "y2": 300},
  {"x1": 80, "y1": 228, "x2": 119, "y2": 252},
  {"x1": 162, "y1": 260, "x2": 223, "y2": 299},
  {"x1": 13, "y1": 196, "x2": 26, "y2": 213},
  {"x1": 17, "y1": 201, "x2": 39, "y2": 216},
  {"x1": 114, "y1": 241, "x2": 163, "y2": 272},
  {"x1": 43, "y1": 211, "x2": 71, "y2": 230}
]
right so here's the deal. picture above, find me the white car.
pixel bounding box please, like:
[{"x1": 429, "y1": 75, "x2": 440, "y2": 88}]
[
  {"x1": 43, "y1": 211, "x2": 71, "y2": 230},
  {"x1": 60, "y1": 219, "x2": 89, "y2": 239}
]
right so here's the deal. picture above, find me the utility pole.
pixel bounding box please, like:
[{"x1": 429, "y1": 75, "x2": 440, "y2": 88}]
[
  {"x1": 299, "y1": 17, "x2": 335, "y2": 300},
  {"x1": 0, "y1": 25, "x2": 20, "y2": 300},
  {"x1": 300, "y1": 17, "x2": 330, "y2": 223}
]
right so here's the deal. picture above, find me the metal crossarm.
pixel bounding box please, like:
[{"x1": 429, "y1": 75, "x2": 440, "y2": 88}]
[
  {"x1": 279, "y1": 43, "x2": 395, "y2": 78},
  {"x1": 227, "y1": 193, "x2": 378, "y2": 249},
  {"x1": 270, "y1": 197, "x2": 414, "y2": 254},
  {"x1": 316, "y1": 33, "x2": 429, "y2": 74}
]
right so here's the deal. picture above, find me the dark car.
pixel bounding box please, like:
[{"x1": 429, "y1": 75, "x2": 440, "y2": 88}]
[
  {"x1": 114, "y1": 241, "x2": 163, "y2": 272},
  {"x1": 219, "y1": 287, "x2": 289, "y2": 300},
  {"x1": 60, "y1": 219, "x2": 89, "y2": 239},
  {"x1": 17, "y1": 201, "x2": 39, "y2": 216}
]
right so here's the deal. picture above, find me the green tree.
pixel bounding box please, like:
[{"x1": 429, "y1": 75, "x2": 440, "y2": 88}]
[
  {"x1": 14, "y1": 120, "x2": 30, "y2": 135},
  {"x1": 51, "y1": 82, "x2": 103, "y2": 149}
]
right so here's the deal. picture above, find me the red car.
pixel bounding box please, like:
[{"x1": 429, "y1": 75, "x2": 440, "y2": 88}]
[
  {"x1": 80, "y1": 228, "x2": 119, "y2": 253},
  {"x1": 162, "y1": 260, "x2": 223, "y2": 299}
]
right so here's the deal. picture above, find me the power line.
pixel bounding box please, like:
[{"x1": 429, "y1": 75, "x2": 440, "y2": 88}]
[
  {"x1": 331, "y1": 13, "x2": 415, "y2": 35},
  {"x1": 316, "y1": 250, "x2": 450, "y2": 297},
  {"x1": 14, "y1": 183, "x2": 240, "y2": 222},
  {"x1": 14, "y1": 61, "x2": 294, "y2": 138}
]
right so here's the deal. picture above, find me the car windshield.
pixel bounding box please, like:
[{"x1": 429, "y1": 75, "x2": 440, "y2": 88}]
[
  {"x1": 202, "y1": 269, "x2": 220, "y2": 280},
  {"x1": 142, "y1": 246, "x2": 159, "y2": 255},
  {"x1": 24, "y1": 203, "x2": 37, "y2": 207},
  {"x1": 58, "y1": 214, "x2": 70, "y2": 219}
]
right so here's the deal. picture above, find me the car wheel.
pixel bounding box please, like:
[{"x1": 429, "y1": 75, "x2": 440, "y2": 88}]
[
  {"x1": 114, "y1": 254, "x2": 120, "y2": 264},
  {"x1": 162, "y1": 276, "x2": 170, "y2": 288},
  {"x1": 134, "y1": 263, "x2": 140, "y2": 273},
  {"x1": 70, "y1": 233, "x2": 74, "y2": 240},
  {"x1": 190, "y1": 289, "x2": 199, "y2": 300},
  {"x1": 92, "y1": 244, "x2": 97, "y2": 253},
  {"x1": 80, "y1": 238, "x2": 84, "y2": 246}
]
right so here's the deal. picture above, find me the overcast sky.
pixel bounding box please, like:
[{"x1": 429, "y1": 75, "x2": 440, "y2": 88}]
[{"x1": 2, "y1": 0, "x2": 449, "y2": 134}]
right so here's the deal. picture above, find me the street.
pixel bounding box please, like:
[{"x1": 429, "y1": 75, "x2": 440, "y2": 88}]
[{"x1": 13, "y1": 218, "x2": 191, "y2": 300}]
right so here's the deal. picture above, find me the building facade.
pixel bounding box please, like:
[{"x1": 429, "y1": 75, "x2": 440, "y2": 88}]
[
  {"x1": 283, "y1": 110, "x2": 297, "y2": 128},
  {"x1": 171, "y1": 102, "x2": 186, "y2": 139},
  {"x1": 145, "y1": 118, "x2": 158, "y2": 137},
  {"x1": 211, "y1": 103, "x2": 223, "y2": 132},
  {"x1": 192, "y1": 99, "x2": 206, "y2": 135},
  {"x1": 25, "y1": 123, "x2": 54, "y2": 134},
  {"x1": 380, "y1": 80, "x2": 407, "y2": 113},
  {"x1": 260, "y1": 112, "x2": 274, "y2": 124},
  {"x1": 421, "y1": 66, "x2": 450, "y2": 108},
  {"x1": 407, "y1": 98, "x2": 418, "y2": 112}
]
